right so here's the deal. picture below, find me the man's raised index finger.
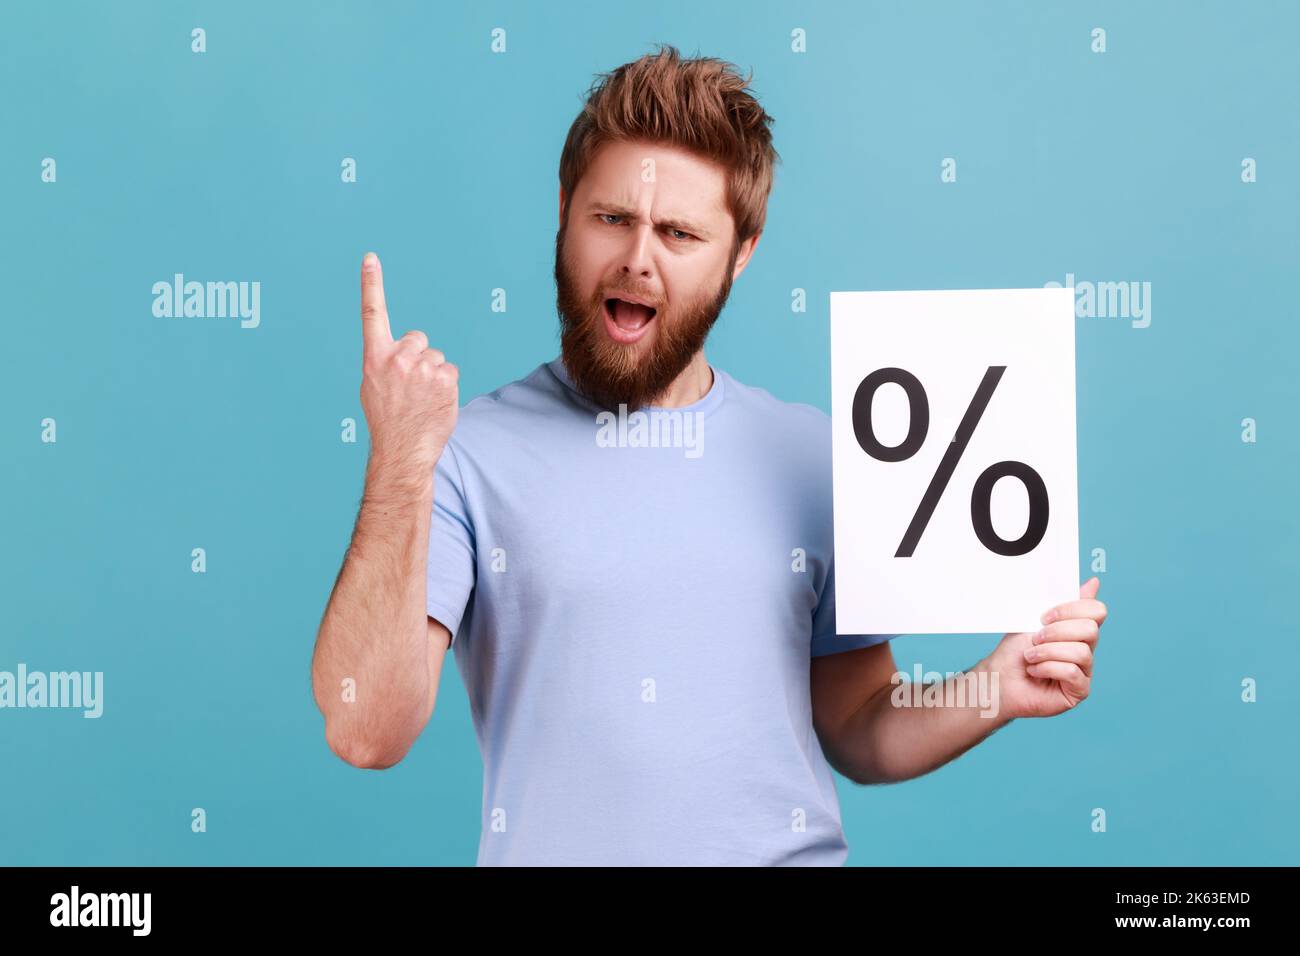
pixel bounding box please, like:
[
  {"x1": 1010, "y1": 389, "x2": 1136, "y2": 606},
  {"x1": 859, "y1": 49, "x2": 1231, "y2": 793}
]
[{"x1": 360, "y1": 251, "x2": 392, "y2": 350}]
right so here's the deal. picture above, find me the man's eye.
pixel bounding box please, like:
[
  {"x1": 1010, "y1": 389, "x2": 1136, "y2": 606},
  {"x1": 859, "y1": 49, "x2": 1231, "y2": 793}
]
[{"x1": 598, "y1": 215, "x2": 693, "y2": 242}]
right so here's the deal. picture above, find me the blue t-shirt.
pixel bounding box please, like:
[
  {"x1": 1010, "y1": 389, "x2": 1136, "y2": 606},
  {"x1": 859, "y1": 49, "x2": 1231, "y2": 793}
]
[{"x1": 426, "y1": 356, "x2": 898, "y2": 865}]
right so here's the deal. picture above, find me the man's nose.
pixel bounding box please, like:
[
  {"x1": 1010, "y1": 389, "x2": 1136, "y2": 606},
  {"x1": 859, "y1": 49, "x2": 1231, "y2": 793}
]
[{"x1": 618, "y1": 223, "x2": 655, "y2": 277}]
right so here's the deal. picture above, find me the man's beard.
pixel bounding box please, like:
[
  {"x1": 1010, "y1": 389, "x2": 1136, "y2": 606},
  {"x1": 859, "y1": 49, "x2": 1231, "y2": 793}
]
[{"x1": 554, "y1": 221, "x2": 738, "y2": 412}]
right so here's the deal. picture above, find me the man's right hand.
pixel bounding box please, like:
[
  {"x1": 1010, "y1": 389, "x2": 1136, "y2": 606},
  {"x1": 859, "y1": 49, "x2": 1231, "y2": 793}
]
[{"x1": 358, "y1": 252, "x2": 459, "y2": 470}]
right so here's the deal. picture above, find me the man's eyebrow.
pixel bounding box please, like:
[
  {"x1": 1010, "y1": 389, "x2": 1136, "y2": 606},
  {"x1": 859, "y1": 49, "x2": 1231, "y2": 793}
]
[{"x1": 584, "y1": 201, "x2": 713, "y2": 239}]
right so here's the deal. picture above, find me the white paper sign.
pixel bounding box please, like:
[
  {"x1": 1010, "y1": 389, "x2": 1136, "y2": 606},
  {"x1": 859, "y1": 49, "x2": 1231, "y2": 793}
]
[{"x1": 830, "y1": 288, "x2": 1079, "y2": 635}]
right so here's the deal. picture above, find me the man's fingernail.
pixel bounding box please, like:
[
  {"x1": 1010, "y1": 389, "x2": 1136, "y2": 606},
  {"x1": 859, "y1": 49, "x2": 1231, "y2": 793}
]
[
  {"x1": 363, "y1": 252, "x2": 378, "y2": 270},
  {"x1": 1041, "y1": 610, "x2": 1054, "y2": 624}
]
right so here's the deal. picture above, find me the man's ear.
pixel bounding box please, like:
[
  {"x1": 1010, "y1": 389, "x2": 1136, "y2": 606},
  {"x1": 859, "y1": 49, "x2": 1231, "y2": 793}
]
[
  {"x1": 733, "y1": 229, "x2": 762, "y2": 279},
  {"x1": 558, "y1": 187, "x2": 567, "y2": 227}
]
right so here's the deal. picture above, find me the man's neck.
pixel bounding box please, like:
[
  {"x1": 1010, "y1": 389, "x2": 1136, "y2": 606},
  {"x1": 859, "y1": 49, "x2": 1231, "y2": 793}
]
[{"x1": 648, "y1": 351, "x2": 713, "y2": 408}]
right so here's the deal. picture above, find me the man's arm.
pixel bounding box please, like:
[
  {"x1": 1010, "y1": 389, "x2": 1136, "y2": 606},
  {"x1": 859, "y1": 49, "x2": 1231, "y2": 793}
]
[
  {"x1": 811, "y1": 579, "x2": 1107, "y2": 785},
  {"x1": 812, "y1": 642, "x2": 1010, "y2": 786},
  {"x1": 311, "y1": 465, "x2": 451, "y2": 769},
  {"x1": 310, "y1": 252, "x2": 461, "y2": 770}
]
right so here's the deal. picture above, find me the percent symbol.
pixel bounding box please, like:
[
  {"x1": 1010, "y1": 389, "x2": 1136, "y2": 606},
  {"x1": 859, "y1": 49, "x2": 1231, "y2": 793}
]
[{"x1": 852, "y1": 366, "x2": 1049, "y2": 558}]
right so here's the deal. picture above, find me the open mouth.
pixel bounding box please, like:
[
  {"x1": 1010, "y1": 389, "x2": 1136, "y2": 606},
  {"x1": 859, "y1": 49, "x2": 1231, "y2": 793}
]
[{"x1": 603, "y1": 297, "x2": 657, "y2": 343}]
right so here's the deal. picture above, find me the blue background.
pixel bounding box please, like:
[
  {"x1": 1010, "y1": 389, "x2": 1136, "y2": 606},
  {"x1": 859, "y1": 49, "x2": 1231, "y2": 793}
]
[{"x1": 2, "y1": 0, "x2": 1296, "y2": 865}]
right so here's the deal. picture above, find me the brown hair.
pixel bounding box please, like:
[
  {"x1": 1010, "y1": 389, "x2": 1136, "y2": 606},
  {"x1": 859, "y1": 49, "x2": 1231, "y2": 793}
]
[{"x1": 558, "y1": 44, "x2": 781, "y2": 255}]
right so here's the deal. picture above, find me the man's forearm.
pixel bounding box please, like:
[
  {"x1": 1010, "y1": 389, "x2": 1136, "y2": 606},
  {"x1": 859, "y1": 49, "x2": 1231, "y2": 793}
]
[
  {"x1": 830, "y1": 658, "x2": 1013, "y2": 785},
  {"x1": 311, "y1": 457, "x2": 435, "y2": 767}
]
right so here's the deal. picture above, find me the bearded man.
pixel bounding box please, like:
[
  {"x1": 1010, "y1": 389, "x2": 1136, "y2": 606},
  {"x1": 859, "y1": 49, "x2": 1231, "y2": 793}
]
[{"x1": 310, "y1": 44, "x2": 1108, "y2": 867}]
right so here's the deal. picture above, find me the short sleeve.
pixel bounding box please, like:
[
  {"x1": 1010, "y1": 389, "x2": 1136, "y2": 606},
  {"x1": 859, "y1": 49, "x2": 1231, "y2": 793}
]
[
  {"x1": 810, "y1": 557, "x2": 899, "y2": 657},
  {"x1": 426, "y1": 441, "x2": 477, "y2": 647}
]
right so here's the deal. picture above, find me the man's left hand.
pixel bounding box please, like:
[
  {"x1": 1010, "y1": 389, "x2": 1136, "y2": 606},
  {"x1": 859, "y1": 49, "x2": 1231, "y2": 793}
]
[{"x1": 984, "y1": 577, "x2": 1108, "y2": 719}]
